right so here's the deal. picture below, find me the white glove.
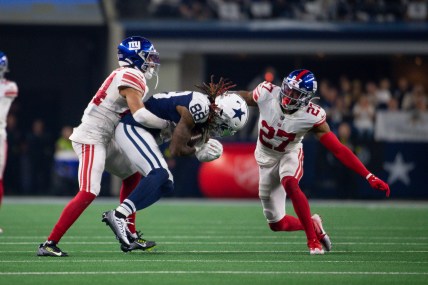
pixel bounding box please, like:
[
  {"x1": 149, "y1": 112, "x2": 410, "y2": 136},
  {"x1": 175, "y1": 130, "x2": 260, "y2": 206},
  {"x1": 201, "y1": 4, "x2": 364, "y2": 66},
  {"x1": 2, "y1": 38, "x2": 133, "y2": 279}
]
[
  {"x1": 156, "y1": 121, "x2": 176, "y2": 145},
  {"x1": 195, "y1": 139, "x2": 223, "y2": 162}
]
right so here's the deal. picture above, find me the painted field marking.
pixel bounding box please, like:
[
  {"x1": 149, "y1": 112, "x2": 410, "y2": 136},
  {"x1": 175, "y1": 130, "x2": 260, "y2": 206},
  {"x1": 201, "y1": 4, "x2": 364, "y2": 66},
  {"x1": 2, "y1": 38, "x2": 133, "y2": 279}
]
[
  {"x1": 1, "y1": 259, "x2": 428, "y2": 264},
  {"x1": 0, "y1": 271, "x2": 427, "y2": 276},
  {"x1": 2, "y1": 241, "x2": 428, "y2": 246}
]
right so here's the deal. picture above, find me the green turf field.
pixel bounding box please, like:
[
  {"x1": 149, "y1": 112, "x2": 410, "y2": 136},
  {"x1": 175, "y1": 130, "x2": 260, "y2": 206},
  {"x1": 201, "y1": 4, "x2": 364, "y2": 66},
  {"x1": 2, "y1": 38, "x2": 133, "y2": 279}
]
[{"x1": 0, "y1": 199, "x2": 427, "y2": 285}]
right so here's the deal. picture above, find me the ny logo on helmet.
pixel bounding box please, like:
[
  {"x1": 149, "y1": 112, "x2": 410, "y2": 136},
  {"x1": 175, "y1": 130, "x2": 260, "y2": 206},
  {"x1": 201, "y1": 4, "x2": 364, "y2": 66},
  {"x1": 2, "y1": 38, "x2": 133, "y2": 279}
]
[{"x1": 128, "y1": 41, "x2": 141, "y2": 50}]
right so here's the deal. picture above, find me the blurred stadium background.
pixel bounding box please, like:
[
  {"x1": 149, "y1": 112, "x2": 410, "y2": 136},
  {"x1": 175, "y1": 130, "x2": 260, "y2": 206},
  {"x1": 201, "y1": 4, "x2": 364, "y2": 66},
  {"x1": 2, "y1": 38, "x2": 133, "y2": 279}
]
[{"x1": 0, "y1": 0, "x2": 427, "y2": 200}]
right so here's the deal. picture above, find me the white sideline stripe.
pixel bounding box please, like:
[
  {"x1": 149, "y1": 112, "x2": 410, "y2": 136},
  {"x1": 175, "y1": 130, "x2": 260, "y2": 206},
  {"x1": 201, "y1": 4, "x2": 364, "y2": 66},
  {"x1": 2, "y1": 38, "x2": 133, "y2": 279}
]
[
  {"x1": 3, "y1": 241, "x2": 428, "y2": 245},
  {"x1": 1, "y1": 259, "x2": 428, "y2": 264},
  {"x1": 3, "y1": 250, "x2": 428, "y2": 253},
  {"x1": 7, "y1": 226, "x2": 426, "y2": 231},
  {"x1": 5, "y1": 235, "x2": 428, "y2": 240},
  {"x1": 0, "y1": 271, "x2": 427, "y2": 276}
]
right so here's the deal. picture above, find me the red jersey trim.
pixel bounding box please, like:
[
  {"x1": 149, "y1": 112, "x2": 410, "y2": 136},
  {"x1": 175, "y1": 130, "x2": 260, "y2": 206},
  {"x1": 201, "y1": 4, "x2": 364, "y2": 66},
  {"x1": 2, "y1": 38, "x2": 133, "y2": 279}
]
[
  {"x1": 313, "y1": 115, "x2": 326, "y2": 128},
  {"x1": 5, "y1": 91, "x2": 18, "y2": 97},
  {"x1": 122, "y1": 73, "x2": 145, "y2": 92}
]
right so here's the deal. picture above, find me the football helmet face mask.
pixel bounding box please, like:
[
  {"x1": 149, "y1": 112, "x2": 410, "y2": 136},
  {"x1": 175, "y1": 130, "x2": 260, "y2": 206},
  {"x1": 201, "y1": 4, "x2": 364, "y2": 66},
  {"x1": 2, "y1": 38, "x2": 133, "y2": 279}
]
[
  {"x1": 117, "y1": 36, "x2": 160, "y2": 82},
  {"x1": 209, "y1": 93, "x2": 249, "y2": 137},
  {"x1": 0, "y1": 51, "x2": 8, "y2": 79},
  {"x1": 280, "y1": 69, "x2": 317, "y2": 111}
]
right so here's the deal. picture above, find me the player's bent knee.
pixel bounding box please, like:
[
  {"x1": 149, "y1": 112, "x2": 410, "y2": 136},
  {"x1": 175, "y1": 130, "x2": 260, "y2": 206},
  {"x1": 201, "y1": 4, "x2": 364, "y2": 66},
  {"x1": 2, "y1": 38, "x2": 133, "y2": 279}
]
[
  {"x1": 262, "y1": 208, "x2": 277, "y2": 224},
  {"x1": 161, "y1": 180, "x2": 174, "y2": 195},
  {"x1": 148, "y1": 168, "x2": 169, "y2": 182},
  {"x1": 269, "y1": 221, "x2": 283, "y2": 232},
  {"x1": 84, "y1": 187, "x2": 100, "y2": 197},
  {"x1": 268, "y1": 216, "x2": 288, "y2": 231}
]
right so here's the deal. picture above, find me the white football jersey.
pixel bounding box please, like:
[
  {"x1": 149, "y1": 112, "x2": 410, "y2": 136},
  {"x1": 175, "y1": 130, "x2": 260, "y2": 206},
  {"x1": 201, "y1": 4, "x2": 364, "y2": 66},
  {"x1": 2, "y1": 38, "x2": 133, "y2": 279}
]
[
  {"x1": 70, "y1": 67, "x2": 149, "y2": 145},
  {"x1": 253, "y1": 81, "x2": 326, "y2": 166},
  {"x1": 0, "y1": 79, "x2": 18, "y2": 134}
]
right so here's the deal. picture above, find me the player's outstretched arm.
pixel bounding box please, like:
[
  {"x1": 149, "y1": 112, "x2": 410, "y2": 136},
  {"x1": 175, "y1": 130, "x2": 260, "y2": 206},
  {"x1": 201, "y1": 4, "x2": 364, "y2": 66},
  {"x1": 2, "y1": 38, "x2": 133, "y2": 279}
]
[
  {"x1": 236, "y1": 91, "x2": 258, "y2": 107},
  {"x1": 121, "y1": 87, "x2": 169, "y2": 129},
  {"x1": 312, "y1": 122, "x2": 390, "y2": 197}
]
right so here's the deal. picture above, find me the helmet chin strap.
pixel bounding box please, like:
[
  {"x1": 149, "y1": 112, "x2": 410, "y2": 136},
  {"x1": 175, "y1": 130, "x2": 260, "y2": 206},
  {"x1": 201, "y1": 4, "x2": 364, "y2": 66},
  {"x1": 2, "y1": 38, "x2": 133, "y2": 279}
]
[
  {"x1": 153, "y1": 72, "x2": 159, "y2": 89},
  {"x1": 144, "y1": 67, "x2": 159, "y2": 89}
]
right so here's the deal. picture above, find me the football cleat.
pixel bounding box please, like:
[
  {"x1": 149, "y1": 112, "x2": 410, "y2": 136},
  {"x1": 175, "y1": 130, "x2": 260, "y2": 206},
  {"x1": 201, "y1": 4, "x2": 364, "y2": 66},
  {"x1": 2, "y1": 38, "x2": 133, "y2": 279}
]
[
  {"x1": 307, "y1": 238, "x2": 324, "y2": 255},
  {"x1": 312, "y1": 214, "x2": 332, "y2": 252},
  {"x1": 121, "y1": 230, "x2": 157, "y2": 252},
  {"x1": 37, "y1": 240, "x2": 68, "y2": 257},
  {"x1": 0, "y1": 227, "x2": 3, "y2": 234},
  {"x1": 102, "y1": 210, "x2": 130, "y2": 246}
]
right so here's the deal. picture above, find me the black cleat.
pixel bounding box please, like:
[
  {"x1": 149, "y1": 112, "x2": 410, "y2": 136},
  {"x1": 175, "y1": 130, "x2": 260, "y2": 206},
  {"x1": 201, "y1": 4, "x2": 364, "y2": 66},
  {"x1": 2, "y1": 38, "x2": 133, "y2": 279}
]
[
  {"x1": 37, "y1": 241, "x2": 68, "y2": 257},
  {"x1": 121, "y1": 230, "x2": 157, "y2": 252}
]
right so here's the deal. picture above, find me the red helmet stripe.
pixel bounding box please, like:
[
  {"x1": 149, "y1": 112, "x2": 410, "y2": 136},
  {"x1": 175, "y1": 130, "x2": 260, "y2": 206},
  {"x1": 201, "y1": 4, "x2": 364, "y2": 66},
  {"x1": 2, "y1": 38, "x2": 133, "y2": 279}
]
[{"x1": 295, "y1": 70, "x2": 309, "y2": 80}]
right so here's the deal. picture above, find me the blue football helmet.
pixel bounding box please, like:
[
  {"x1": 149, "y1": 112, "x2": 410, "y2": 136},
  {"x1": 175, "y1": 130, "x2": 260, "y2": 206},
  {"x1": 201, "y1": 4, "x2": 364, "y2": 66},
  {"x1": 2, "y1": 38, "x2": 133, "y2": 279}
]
[
  {"x1": 0, "y1": 51, "x2": 8, "y2": 78},
  {"x1": 117, "y1": 36, "x2": 160, "y2": 81},
  {"x1": 280, "y1": 69, "x2": 317, "y2": 111}
]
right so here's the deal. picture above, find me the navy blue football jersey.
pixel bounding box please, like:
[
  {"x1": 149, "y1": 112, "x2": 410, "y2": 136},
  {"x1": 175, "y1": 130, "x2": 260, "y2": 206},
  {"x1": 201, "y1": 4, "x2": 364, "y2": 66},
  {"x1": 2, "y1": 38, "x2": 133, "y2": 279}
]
[{"x1": 120, "y1": 91, "x2": 210, "y2": 128}]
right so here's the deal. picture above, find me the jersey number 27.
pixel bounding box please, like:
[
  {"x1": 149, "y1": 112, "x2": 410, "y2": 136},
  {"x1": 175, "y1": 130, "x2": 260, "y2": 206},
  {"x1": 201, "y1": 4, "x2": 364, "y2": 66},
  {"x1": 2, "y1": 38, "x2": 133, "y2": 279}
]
[{"x1": 259, "y1": 120, "x2": 296, "y2": 152}]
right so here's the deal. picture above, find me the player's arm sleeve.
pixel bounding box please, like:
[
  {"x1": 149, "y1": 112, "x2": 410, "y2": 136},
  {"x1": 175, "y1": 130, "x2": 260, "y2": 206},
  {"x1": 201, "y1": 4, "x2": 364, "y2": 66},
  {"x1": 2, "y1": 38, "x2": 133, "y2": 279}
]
[
  {"x1": 122, "y1": 86, "x2": 169, "y2": 129},
  {"x1": 133, "y1": 108, "x2": 169, "y2": 129},
  {"x1": 319, "y1": 131, "x2": 370, "y2": 178}
]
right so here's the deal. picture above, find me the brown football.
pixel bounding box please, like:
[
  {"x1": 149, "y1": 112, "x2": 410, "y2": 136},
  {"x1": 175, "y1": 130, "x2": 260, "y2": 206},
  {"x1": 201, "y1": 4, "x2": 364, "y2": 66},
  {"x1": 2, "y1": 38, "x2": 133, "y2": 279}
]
[{"x1": 188, "y1": 127, "x2": 204, "y2": 147}]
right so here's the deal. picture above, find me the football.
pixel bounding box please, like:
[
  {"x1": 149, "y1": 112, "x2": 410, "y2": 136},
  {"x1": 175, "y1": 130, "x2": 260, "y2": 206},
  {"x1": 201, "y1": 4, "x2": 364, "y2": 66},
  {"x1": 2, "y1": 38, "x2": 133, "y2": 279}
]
[{"x1": 188, "y1": 127, "x2": 205, "y2": 147}]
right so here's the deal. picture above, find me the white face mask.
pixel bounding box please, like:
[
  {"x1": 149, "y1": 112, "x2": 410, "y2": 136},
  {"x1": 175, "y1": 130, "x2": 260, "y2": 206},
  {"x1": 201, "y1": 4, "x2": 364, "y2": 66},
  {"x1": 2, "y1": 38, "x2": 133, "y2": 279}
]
[
  {"x1": 144, "y1": 66, "x2": 159, "y2": 89},
  {"x1": 144, "y1": 67, "x2": 154, "y2": 80}
]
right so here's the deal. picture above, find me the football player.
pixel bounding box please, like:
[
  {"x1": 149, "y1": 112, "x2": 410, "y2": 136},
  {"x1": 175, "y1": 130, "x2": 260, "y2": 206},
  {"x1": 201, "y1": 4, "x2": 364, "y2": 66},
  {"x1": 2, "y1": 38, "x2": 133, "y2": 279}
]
[
  {"x1": 0, "y1": 51, "x2": 18, "y2": 234},
  {"x1": 237, "y1": 69, "x2": 390, "y2": 255},
  {"x1": 103, "y1": 77, "x2": 249, "y2": 250},
  {"x1": 37, "y1": 36, "x2": 171, "y2": 257}
]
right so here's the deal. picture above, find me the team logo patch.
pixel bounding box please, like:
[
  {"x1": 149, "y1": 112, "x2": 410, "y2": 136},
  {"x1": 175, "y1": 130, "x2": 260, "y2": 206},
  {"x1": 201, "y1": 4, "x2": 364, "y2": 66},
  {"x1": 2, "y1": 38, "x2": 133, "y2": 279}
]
[{"x1": 128, "y1": 41, "x2": 141, "y2": 50}]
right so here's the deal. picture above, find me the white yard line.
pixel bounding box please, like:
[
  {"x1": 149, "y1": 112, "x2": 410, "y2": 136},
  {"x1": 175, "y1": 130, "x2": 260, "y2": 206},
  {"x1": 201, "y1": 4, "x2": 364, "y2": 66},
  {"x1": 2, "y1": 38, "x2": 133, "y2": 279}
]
[
  {"x1": 2, "y1": 241, "x2": 428, "y2": 245},
  {"x1": 3, "y1": 235, "x2": 428, "y2": 240},
  {"x1": 2, "y1": 250, "x2": 428, "y2": 253},
  {"x1": 0, "y1": 271, "x2": 427, "y2": 276},
  {"x1": 1, "y1": 259, "x2": 428, "y2": 264}
]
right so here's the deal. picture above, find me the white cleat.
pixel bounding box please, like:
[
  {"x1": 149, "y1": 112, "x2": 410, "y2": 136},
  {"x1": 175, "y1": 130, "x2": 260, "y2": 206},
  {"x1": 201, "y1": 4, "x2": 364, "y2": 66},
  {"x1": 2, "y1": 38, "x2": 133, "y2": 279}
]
[
  {"x1": 310, "y1": 247, "x2": 325, "y2": 255},
  {"x1": 308, "y1": 239, "x2": 325, "y2": 255},
  {"x1": 312, "y1": 214, "x2": 332, "y2": 252},
  {"x1": 102, "y1": 210, "x2": 130, "y2": 246}
]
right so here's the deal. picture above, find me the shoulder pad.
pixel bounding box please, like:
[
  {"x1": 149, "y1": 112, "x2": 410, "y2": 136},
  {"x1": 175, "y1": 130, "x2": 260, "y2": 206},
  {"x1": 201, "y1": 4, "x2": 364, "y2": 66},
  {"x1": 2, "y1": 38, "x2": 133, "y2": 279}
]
[
  {"x1": 303, "y1": 103, "x2": 326, "y2": 126},
  {"x1": 253, "y1": 81, "x2": 278, "y2": 103}
]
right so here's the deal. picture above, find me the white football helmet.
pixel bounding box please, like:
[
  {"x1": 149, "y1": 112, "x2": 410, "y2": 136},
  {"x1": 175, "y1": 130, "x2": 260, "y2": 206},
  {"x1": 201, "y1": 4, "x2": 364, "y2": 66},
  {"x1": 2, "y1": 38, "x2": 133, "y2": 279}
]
[{"x1": 209, "y1": 93, "x2": 249, "y2": 137}]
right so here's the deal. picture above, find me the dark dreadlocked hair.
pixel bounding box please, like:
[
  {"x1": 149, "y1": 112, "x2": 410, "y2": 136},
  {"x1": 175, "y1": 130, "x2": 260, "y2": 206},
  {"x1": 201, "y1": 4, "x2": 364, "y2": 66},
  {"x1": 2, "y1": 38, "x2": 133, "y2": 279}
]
[{"x1": 195, "y1": 75, "x2": 236, "y2": 125}]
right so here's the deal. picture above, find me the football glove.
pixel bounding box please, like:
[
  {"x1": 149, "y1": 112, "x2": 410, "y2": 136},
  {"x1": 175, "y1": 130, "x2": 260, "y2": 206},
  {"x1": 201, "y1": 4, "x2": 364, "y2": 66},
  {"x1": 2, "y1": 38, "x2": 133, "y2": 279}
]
[
  {"x1": 195, "y1": 139, "x2": 223, "y2": 162},
  {"x1": 366, "y1": 173, "x2": 390, "y2": 197},
  {"x1": 156, "y1": 121, "x2": 176, "y2": 145}
]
